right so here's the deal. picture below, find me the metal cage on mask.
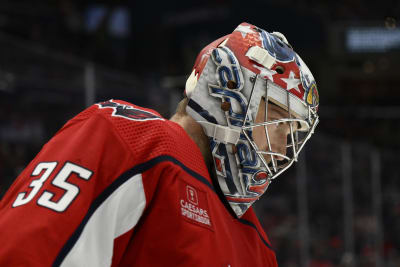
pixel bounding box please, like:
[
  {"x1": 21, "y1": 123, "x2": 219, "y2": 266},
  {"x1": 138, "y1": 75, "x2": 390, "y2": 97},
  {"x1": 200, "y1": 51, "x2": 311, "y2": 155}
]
[{"x1": 241, "y1": 76, "x2": 319, "y2": 189}]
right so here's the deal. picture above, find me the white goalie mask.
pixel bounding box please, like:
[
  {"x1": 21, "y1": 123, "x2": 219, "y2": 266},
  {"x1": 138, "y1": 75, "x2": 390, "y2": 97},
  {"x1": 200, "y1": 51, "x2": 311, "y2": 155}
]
[{"x1": 185, "y1": 22, "x2": 319, "y2": 217}]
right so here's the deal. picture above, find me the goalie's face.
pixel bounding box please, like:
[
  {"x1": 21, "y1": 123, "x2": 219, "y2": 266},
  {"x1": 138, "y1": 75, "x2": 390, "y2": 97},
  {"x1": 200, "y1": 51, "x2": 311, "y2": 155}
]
[
  {"x1": 252, "y1": 98, "x2": 300, "y2": 167},
  {"x1": 254, "y1": 99, "x2": 283, "y2": 160}
]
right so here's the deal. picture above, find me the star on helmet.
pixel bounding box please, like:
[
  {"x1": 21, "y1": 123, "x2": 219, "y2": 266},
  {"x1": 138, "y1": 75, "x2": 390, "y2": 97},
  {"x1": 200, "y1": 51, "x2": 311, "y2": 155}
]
[{"x1": 281, "y1": 71, "x2": 301, "y2": 93}]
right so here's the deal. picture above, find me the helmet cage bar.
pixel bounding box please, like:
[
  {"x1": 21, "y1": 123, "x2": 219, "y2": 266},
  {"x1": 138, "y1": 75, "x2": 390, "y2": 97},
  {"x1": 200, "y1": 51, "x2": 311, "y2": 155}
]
[
  {"x1": 243, "y1": 118, "x2": 310, "y2": 129},
  {"x1": 257, "y1": 150, "x2": 291, "y2": 160},
  {"x1": 263, "y1": 97, "x2": 278, "y2": 173},
  {"x1": 286, "y1": 87, "x2": 298, "y2": 162}
]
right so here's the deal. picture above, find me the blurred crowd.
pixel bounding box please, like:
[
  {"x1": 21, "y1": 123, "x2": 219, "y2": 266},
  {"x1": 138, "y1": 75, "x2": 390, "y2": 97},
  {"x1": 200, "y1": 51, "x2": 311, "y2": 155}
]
[
  {"x1": 1, "y1": 0, "x2": 400, "y2": 266},
  {"x1": 5, "y1": 0, "x2": 399, "y2": 74}
]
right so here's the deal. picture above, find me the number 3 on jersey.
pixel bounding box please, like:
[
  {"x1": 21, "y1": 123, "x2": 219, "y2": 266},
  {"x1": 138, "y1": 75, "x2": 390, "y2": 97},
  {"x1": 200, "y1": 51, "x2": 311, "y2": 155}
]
[{"x1": 12, "y1": 161, "x2": 93, "y2": 212}]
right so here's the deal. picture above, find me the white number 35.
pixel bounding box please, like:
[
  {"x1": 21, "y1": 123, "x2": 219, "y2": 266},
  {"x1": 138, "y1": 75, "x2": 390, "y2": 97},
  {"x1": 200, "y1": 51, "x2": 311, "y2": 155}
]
[{"x1": 12, "y1": 161, "x2": 93, "y2": 212}]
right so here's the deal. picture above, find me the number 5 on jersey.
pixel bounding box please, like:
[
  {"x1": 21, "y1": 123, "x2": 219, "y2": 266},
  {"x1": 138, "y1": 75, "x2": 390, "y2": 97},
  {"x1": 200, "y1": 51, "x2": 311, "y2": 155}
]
[{"x1": 12, "y1": 162, "x2": 93, "y2": 212}]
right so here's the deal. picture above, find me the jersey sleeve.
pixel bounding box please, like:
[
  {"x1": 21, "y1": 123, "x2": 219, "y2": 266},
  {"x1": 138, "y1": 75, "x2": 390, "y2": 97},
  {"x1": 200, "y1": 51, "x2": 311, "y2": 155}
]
[{"x1": 0, "y1": 105, "x2": 152, "y2": 266}]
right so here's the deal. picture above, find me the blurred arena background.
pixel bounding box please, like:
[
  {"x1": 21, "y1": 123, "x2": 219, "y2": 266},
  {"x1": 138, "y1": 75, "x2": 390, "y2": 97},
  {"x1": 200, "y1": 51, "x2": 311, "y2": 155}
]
[{"x1": 0, "y1": 0, "x2": 399, "y2": 266}]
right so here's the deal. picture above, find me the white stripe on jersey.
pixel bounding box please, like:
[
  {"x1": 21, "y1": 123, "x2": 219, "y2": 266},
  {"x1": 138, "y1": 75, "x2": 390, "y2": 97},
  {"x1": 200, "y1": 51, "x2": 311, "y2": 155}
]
[{"x1": 61, "y1": 173, "x2": 146, "y2": 267}]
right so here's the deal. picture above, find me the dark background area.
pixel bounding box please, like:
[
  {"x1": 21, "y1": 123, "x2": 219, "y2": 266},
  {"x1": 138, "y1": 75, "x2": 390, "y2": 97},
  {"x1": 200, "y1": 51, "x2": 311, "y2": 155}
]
[{"x1": 0, "y1": 0, "x2": 400, "y2": 266}]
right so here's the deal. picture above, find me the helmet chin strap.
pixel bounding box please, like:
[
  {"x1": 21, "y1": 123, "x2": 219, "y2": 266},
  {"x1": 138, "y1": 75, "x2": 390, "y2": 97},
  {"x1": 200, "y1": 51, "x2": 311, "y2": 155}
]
[{"x1": 198, "y1": 121, "x2": 241, "y2": 145}]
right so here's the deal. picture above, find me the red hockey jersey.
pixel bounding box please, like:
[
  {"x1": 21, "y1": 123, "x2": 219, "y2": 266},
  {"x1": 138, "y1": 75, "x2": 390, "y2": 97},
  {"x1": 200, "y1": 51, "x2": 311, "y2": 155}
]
[{"x1": 0, "y1": 100, "x2": 277, "y2": 266}]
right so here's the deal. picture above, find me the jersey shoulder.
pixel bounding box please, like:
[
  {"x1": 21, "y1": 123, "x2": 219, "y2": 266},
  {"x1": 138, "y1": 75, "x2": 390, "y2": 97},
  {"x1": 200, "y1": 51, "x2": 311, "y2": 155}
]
[
  {"x1": 69, "y1": 100, "x2": 207, "y2": 175},
  {"x1": 67, "y1": 99, "x2": 164, "y2": 125}
]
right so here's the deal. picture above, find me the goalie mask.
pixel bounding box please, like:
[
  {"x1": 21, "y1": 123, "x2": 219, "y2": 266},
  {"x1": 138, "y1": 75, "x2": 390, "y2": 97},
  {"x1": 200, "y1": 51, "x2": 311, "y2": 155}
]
[{"x1": 185, "y1": 22, "x2": 319, "y2": 217}]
